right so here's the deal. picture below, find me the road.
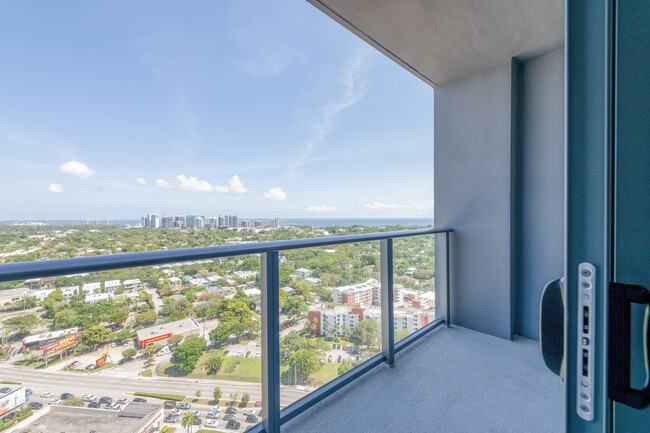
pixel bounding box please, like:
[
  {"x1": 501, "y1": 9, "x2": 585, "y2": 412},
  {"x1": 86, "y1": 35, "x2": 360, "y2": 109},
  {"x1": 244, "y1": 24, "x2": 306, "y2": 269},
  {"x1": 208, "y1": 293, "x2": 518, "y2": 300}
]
[{"x1": 0, "y1": 364, "x2": 309, "y2": 406}]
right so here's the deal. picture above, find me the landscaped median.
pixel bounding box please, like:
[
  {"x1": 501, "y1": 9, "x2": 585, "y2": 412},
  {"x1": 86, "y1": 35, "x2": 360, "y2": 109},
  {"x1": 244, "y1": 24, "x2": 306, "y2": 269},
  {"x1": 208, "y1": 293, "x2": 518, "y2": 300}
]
[{"x1": 133, "y1": 392, "x2": 185, "y2": 401}]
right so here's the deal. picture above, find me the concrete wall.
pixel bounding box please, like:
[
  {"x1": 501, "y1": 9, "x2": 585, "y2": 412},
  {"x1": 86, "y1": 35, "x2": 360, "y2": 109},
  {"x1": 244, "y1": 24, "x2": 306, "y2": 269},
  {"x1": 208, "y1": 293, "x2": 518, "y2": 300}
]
[
  {"x1": 434, "y1": 62, "x2": 515, "y2": 340},
  {"x1": 514, "y1": 49, "x2": 565, "y2": 340},
  {"x1": 434, "y1": 51, "x2": 565, "y2": 341}
]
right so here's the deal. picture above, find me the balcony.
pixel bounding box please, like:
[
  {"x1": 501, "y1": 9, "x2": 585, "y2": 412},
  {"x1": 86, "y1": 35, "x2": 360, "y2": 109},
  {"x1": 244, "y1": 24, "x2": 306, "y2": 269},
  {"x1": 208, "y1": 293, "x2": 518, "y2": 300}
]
[{"x1": 283, "y1": 325, "x2": 564, "y2": 433}]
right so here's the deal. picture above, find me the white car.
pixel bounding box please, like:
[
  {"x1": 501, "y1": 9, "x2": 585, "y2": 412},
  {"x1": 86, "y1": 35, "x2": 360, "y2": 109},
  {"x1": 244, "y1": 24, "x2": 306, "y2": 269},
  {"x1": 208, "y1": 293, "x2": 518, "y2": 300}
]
[
  {"x1": 49, "y1": 398, "x2": 62, "y2": 405},
  {"x1": 40, "y1": 392, "x2": 53, "y2": 398},
  {"x1": 117, "y1": 398, "x2": 129, "y2": 405},
  {"x1": 205, "y1": 420, "x2": 219, "y2": 428},
  {"x1": 108, "y1": 403, "x2": 121, "y2": 410},
  {"x1": 244, "y1": 408, "x2": 257, "y2": 416},
  {"x1": 211, "y1": 405, "x2": 222, "y2": 412},
  {"x1": 82, "y1": 394, "x2": 97, "y2": 402}
]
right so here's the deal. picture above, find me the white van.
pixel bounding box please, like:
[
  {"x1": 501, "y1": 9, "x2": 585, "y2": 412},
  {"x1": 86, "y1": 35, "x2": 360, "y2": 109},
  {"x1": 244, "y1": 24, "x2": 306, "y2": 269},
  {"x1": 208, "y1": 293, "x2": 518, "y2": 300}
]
[{"x1": 156, "y1": 346, "x2": 170, "y2": 357}]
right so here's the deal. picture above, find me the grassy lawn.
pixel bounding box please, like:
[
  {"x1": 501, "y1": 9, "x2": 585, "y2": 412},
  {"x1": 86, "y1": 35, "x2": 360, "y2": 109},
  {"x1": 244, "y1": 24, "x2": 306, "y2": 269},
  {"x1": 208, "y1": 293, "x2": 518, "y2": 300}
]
[
  {"x1": 158, "y1": 352, "x2": 262, "y2": 383},
  {"x1": 310, "y1": 362, "x2": 340, "y2": 386},
  {"x1": 68, "y1": 363, "x2": 117, "y2": 374},
  {"x1": 140, "y1": 369, "x2": 153, "y2": 377}
]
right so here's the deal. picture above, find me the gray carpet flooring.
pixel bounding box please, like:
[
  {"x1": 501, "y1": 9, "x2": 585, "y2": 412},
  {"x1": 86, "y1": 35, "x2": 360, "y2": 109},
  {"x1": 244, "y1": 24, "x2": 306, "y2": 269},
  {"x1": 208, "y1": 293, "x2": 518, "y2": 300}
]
[{"x1": 282, "y1": 326, "x2": 565, "y2": 433}]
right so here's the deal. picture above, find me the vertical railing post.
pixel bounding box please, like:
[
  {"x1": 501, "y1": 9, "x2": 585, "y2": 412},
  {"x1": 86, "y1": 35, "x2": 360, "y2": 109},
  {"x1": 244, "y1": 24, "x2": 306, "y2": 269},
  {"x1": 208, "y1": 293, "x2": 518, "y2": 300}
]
[
  {"x1": 261, "y1": 251, "x2": 280, "y2": 433},
  {"x1": 445, "y1": 232, "x2": 451, "y2": 327},
  {"x1": 380, "y1": 238, "x2": 395, "y2": 366}
]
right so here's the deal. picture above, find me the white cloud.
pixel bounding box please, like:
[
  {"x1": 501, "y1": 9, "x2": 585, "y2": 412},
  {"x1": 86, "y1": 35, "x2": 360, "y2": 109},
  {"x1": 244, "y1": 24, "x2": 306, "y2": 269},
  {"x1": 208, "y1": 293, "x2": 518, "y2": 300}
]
[
  {"x1": 155, "y1": 179, "x2": 171, "y2": 189},
  {"x1": 308, "y1": 205, "x2": 336, "y2": 212},
  {"x1": 135, "y1": 177, "x2": 147, "y2": 185},
  {"x1": 59, "y1": 160, "x2": 95, "y2": 178},
  {"x1": 48, "y1": 183, "x2": 63, "y2": 193},
  {"x1": 264, "y1": 187, "x2": 287, "y2": 201},
  {"x1": 364, "y1": 201, "x2": 402, "y2": 209},
  {"x1": 215, "y1": 175, "x2": 247, "y2": 194},
  {"x1": 176, "y1": 175, "x2": 214, "y2": 192}
]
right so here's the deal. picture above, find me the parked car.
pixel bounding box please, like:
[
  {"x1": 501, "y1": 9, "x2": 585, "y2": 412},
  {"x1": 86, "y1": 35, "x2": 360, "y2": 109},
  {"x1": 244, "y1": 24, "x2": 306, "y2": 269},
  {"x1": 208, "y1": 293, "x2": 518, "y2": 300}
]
[
  {"x1": 133, "y1": 397, "x2": 147, "y2": 403},
  {"x1": 246, "y1": 414, "x2": 259, "y2": 423},
  {"x1": 164, "y1": 414, "x2": 179, "y2": 423},
  {"x1": 85, "y1": 364, "x2": 96, "y2": 371},
  {"x1": 243, "y1": 408, "x2": 257, "y2": 416},
  {"x1": 178, "y1": 402, "x2": 191, "y2": 410},
  {"x1": 210, "y1": 405, "x2": 222, "y2": 412},
  {"x1": 171, "y1": 408, "x2": 181, "y2": 416},
  {"x1": 189, "y1": 410, "x2": 201, "y2": 416},
  {"x1": 205, "y1": 419, "x2": 219, "y2": 428},
  {"x1": 225, "y1": 407, "x2": 237, "y2": 414},
  {"x1": 28, "y1": 402, "x2": 43, "y2": 410},
  {"x1": 99, "y1": 396, "x2": 113, "y2": 405},
  {"x1": 224, "y1": 414, "x2": 236, "y2": 422},
  {"x1": 193, "y1": 417, "x2": 202, "y2": 426},
  {"x1": 49, "y1": 398, "x2": 62, "y2": 405},
  {"x1": 88, "y1": 401, "x2": 102, "y2": 408},
  {"x1": 207, "y1": 410, "x2": 220, "y2": 419},
  {"x1": 60, "y1": 392, "x2": 73, "y2": 400},
  {"x1": 225, "y1": 420, "x2": 241, "y2": 430},
  {"x1": 0, "y1": 387, "x2": 11, "y2": 393},
  {"x1": 40, "y1": 392, "x2": 53, "y2": 398},
  {"x1": 25, "y1": 388, "x2": 33, "y2": 396},
  {"x1": 117, "y1": 398, "x2": 129, "y2": 405},
  {"x1": 108, "y1": 403, "x2": 121, "y2": 410},
  {"x1": 163, "y1": 401, "x2": 176, "y2": 409},
  {"x1": 82, "y1": 394, "x2": 97, "y2": 402}
]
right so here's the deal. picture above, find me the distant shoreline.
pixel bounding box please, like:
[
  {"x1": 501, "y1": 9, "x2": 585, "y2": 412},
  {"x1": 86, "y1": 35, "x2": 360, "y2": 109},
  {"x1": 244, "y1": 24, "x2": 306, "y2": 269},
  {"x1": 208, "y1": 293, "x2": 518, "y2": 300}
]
[{"x1": 0, "y1": 218, "x2": 434, "y2": 228}]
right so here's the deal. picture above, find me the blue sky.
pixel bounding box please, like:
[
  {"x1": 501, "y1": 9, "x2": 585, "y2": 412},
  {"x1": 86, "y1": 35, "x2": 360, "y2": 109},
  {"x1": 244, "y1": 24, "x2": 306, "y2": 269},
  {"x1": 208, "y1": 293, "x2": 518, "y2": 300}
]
[{"x1": 0, "y1": 1, "x2": 433, "y2": 220}]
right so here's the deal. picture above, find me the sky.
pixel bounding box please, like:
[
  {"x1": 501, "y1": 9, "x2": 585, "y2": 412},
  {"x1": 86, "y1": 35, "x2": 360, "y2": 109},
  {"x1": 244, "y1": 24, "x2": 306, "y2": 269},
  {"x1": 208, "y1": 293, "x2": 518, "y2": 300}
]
[{"x1": 0, "y1": 1, "x2": 433, "y2": 220}]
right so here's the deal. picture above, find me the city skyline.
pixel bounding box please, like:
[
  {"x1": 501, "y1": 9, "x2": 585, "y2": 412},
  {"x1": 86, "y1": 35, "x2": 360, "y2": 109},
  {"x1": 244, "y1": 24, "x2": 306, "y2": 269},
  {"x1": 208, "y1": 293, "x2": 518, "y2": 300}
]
[{"x1": 0, "y1": 1, "x2": 433, "y2": 220}]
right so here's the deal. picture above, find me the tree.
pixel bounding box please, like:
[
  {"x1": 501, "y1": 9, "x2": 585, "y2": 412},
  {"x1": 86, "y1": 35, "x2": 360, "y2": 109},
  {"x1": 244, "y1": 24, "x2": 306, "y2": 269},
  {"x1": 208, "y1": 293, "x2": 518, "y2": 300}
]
[
  {"x1": 181, "y1": 412, "x2": 195, "y2": 433},
  {"x1": 3, "y1": 314, "x2": 41, "y2": 335},
  {"x1": 61, "y1": 397, "x2": 84, "y2": 406},
  {"x1": 109, "y1": 310, "x2": 127, "y2": 325},
  {"x1": 53, "y1": 308, "x2": 79, "y2": 329},
  {"x1": 114, "y1": 329, "x2": 133, "y2": 342},
  {"x1": 204, "y1": 351, "x2": 226, "y2": 375},
  {"x1": 288, "y1": 349, "x2": 321, "y2": 385},
  {"x1": 168, "y1": 335, "x2": 184, "y2": 346},
  {"x1": 171, "y1": 336, "x2": 207, "y2": 373},
  {"x1": 122, "y1": 348, "x2": 137, "y2": 359},
  {"x1": 240, "y1": 392, "x2": 250, "y2": 407},
  {"x1": 42, "y1": 289, "x2": 64, "y2": 318},
  {"x1": 282, "y1": 296, "x2": 308, "y2": 322},
  {"x1": 136, "y1": 310, "x2": 157, "y2": 324},
  {"x1": 213, "y1": 386, "x2": 222, "y2": 403},
  {"x1": 350, "y1": 319, "x2": 380, "y2": 349},
  {"x1": 79, "y1": 325, "x2": 112, "y2": 351},
  {"x1": 142, "y1": 344, "x2": 157, "y2": 365},
  {"x1": 195, "y1": 389, "x2": 201, "y2": 398},
  {"x1": 228, "y1": 391, "x2": 240, "y2": 407}
]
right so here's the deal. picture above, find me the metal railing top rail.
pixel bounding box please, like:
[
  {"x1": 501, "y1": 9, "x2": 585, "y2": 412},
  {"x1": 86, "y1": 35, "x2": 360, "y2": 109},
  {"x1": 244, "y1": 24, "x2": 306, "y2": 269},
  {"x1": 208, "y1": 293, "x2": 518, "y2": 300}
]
[{"x1": 0, "y1": 227, "x2": 452, "y2": 283}]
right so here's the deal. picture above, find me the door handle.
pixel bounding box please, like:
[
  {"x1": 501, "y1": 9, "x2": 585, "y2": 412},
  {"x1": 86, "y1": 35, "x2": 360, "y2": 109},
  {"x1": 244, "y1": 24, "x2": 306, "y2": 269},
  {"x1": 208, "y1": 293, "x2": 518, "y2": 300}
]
[{"x1": 608, "y1": 282, "x2": 650, "y2": 409}]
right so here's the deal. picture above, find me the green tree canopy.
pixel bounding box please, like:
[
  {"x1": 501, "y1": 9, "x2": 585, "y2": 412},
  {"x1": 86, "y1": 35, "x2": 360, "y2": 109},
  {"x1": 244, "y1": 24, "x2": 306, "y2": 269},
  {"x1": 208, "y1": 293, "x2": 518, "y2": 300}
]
[{"x1": 171, "y1": 335, "x2": 207, "y2": 373}]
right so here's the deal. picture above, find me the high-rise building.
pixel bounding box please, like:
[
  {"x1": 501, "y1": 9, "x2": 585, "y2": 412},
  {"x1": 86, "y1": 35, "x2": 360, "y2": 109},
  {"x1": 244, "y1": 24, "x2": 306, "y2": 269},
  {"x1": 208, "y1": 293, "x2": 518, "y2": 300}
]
[
  {"x1": 218, "y1": 215, "x2": 228, "y2": 228},
  {"x1": 271, "y1": 218, "x2": 280, "y2": 227},
  {"x1": 148, "y1": 213, "x2": 160, "y2": 228},
  {"x1": 161, "y1": 216, "x2": 174, "y2": 229},
  {"x1": 255, "y1": 221, "x2": 262, "y2": 227},
  {"x1": 173, "y1": 216, "x2": 185, "y2": 228},
  {"x1": 241, "y1": 220, "x2": 250, "y2": 228},
  {"x1": 228, "y1": 215, "x2": 239, "y2": 228}
]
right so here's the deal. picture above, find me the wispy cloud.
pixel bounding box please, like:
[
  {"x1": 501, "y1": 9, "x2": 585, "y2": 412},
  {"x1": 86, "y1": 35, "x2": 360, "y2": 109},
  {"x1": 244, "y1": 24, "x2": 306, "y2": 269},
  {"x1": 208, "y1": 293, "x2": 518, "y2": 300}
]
[
  {"x1": 295, "y1": 48, "x2": 373, "y2": 167},
  {"x1": 364, "y1": 199, "x2": 434, "y2": 212},
  {"x1": 48, "y1": 183, "x2": 63, "y2": 193},
  {"x1": 135, "y1": 177, "x2": 147, "y2": 185},
  {"x1": 264, "y1": 187, "x2": 286, "y2": 201},
  {"x1": 215, "y1": 175, "x2": 247, "y2": 194},
  {"x1": 0, "y1": 125, "x2": 75, "y2": 159},
  {"x1": 308, "y1": 205, "x2": 336, "y2": 212},
  {"x1": 59, "y1": 161, "x2": 95, "y2": 178},
  {"x1": 155, "y1": 179, "x2": 171, "y2": 189}
]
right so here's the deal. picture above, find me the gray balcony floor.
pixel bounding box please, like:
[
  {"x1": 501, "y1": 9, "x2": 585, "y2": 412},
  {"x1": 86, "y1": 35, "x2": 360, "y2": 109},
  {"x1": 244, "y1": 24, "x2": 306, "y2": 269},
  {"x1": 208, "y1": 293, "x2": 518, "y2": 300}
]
[{"x1": 283, "y1": 326, "x2": 564, "y2": 433}]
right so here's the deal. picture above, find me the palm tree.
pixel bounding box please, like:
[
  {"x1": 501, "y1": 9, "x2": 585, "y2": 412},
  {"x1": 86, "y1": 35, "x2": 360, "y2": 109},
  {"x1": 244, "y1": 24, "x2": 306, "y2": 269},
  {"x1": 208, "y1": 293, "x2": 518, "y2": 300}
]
[{"x1": 181, "y1": 412, "x2": 195, "y2": 433}]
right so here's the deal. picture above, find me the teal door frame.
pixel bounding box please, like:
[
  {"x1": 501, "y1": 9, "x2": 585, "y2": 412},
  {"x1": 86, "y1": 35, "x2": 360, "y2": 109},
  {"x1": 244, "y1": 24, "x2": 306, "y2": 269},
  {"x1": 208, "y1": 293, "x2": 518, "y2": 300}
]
[{"x1": 565, "y1": 1, "x2": 614, "y2": 432}]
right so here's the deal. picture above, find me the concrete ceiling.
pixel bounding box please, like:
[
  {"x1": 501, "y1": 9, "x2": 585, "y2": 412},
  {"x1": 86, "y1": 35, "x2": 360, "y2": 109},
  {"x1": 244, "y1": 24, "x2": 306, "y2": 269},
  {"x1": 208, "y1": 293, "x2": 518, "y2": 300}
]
[{"x1": 309, "y1": 0, "x2": 564, "y2": 87}]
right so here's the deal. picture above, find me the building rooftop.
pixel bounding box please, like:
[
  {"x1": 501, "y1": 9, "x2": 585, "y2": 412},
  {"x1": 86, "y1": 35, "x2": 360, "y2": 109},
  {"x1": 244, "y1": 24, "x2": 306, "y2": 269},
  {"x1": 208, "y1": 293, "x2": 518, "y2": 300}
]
[
  {"x1": 17, "y1": 403, "x2": 162, "y2": 433},
  {"x1": 136, "y1": 317, "x2": 199, "y2": 342}
]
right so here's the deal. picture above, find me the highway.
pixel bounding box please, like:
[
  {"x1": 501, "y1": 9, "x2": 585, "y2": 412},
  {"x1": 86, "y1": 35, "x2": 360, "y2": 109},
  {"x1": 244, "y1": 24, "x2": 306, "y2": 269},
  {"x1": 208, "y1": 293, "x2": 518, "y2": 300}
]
[{"x1": 0, "y1": 364, "x2": 309, "y2": 406}]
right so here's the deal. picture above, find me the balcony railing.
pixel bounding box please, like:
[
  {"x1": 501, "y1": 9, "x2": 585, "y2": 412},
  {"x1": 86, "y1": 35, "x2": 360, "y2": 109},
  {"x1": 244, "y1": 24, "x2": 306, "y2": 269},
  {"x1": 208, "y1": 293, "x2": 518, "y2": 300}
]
[{"x1": 0, "y1": 226, "x2": 452, "y2": 433}]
